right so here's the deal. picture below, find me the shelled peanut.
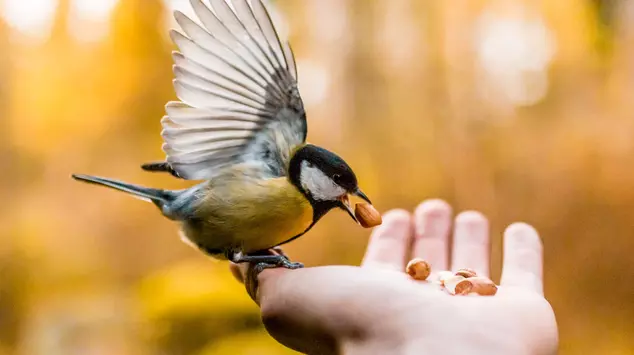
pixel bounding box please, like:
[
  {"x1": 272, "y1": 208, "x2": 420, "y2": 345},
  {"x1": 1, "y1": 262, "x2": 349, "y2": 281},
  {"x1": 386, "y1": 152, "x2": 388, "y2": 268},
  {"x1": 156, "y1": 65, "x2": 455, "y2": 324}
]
[
  {"x1": 406, "y1": 258, "x2": 431, "y2": 280},
  {"x1": 354, "y1": 203, "x2": 382, "y2": 228}
]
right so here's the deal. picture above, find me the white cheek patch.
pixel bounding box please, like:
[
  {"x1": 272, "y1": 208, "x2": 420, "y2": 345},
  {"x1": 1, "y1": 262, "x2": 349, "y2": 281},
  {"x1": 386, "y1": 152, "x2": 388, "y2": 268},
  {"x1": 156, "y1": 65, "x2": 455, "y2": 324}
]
[{"x1": 300, "y1": 161, "x2": 346, "y2": 201}]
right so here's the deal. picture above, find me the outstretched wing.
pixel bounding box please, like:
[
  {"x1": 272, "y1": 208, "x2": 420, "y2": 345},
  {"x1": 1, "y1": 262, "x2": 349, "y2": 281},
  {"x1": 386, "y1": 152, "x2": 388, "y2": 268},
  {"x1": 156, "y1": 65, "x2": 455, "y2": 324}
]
[{"x1": 159, "y1": 0, "x2": 306, "y2": 180}]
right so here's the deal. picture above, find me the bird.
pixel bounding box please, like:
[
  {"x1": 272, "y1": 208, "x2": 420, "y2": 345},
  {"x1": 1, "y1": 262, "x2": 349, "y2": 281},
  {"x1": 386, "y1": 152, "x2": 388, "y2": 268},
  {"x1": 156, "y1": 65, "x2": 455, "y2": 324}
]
[{"x1": 72, "y1": 0, "x2": 372, "y2": 272}]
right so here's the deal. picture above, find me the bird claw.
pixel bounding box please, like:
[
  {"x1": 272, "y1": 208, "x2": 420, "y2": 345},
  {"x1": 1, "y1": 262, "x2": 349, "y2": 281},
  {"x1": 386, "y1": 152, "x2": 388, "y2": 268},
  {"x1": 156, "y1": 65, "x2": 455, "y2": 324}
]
[
  {"x1": 235, "y1": 250, "x2": 304, "y2": 302},
  {"x1": 251, "y1": 255, "x2": 303, "y2": 273}
]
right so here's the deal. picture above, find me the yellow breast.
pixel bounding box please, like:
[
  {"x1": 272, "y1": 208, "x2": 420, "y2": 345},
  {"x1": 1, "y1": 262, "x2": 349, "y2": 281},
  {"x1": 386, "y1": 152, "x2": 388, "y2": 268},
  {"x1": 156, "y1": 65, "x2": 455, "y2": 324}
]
[
  {"x1": 184, "y1": 176, "x2": 314, "y2": 255},
  {"x1": 235, "y1": 178, "x2": 314, "y2": 252}
]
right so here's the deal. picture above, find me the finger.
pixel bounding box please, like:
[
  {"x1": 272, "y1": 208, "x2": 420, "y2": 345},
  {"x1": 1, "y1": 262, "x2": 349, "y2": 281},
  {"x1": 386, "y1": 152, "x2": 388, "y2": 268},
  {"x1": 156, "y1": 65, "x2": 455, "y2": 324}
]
[
  {"x1": 451, "y1": 211, "x2": 490, "y2": 277},
  {"x1": 233, "y1": 262, "x2": 260, "y2": 302},
  {"x1": 412, "y1": 199, "x2": 452, "y2": 273},
  {"x1": 500, "y1": 223, "x2": 544, "y2": 294},
  {"x1": 361, "y1": 209, "x2": 413, "y2": 270}
]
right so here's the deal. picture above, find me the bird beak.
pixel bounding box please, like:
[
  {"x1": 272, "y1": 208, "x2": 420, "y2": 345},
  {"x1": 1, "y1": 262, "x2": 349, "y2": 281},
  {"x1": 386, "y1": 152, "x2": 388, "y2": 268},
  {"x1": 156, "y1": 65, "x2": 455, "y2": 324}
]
[
  {"x1": 338, "y1": 189, "x2": 372, "y2": 224},
  {"x1": 338, "y1": 194, "x2": 359, "y2": 224},
  {"x1": 353, "y1": 188, "x2": 372, "y2": 204}
]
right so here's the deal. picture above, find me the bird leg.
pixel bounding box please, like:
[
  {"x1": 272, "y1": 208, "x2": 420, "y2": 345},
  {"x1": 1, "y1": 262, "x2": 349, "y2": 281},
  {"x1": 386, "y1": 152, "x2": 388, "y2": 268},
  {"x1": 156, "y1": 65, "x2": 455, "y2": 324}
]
[
  {"x1": 270, "y1": 245, "x2": 289, "y2": 258},
  {"x1": 229, "y1": 249, "x2": 304, "y2": 272},
  {"x1": 228, "y1": 248, "x2": 303, "y2": 302}
]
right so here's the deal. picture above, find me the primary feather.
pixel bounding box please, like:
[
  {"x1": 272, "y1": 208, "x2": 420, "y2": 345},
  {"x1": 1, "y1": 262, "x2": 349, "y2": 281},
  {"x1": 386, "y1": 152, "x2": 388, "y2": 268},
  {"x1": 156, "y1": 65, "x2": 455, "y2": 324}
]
[{"x1": 163, "y1": 0, "x2": 306, "y2": 180}]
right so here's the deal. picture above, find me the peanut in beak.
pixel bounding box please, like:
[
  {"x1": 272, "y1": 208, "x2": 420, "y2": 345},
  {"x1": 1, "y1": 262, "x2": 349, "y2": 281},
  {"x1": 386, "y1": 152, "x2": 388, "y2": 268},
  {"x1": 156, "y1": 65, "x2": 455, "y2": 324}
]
[{"x1": 354, "y1": 202, "x2": 382, "y2": 228}]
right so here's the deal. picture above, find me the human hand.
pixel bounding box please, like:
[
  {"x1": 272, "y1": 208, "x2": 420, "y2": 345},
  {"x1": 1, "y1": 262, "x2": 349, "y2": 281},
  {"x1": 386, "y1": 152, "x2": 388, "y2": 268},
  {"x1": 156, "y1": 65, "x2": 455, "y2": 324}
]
[{"x1": 230, "y1": 199, "x2": 558, "y2": 355}]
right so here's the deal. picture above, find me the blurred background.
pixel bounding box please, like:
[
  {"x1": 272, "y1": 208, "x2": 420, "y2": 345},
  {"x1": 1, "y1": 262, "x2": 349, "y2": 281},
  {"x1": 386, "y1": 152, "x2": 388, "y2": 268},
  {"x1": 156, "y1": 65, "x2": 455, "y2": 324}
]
[{"x1": 0, "y1": 0, "x2": 633, "y2": 354}]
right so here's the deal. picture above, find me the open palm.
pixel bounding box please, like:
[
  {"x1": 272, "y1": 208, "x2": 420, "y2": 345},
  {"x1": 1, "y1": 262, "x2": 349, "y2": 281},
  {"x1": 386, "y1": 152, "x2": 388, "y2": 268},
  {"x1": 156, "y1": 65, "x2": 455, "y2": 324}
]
[{"x1": 232, "y1": 200, "x2": 558, "y2": 355}]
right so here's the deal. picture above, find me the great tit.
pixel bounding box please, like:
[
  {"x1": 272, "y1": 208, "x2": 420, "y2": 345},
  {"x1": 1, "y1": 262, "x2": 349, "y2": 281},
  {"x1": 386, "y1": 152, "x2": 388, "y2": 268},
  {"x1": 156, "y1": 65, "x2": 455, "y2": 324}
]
[{"x1": 72, "y1": 0, "x2": 371, "y2": 271}]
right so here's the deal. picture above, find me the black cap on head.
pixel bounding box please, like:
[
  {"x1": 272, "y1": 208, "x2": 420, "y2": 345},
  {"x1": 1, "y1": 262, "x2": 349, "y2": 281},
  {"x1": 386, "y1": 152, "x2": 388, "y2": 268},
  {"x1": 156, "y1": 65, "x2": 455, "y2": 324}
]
[
  {"x1": 289, "y1": 144, "x2": 358, "y2": 194},
  {"x1": 289, "y1": 144, "x2": 371, "y2": 225}
]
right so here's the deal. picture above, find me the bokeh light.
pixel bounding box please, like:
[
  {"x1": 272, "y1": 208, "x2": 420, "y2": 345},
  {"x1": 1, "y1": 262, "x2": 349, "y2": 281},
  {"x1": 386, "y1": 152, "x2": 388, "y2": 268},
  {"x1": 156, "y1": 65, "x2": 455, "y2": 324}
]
[
  {"x1": 475, "y1": 3, "x2": 556, "y2": 107},
  {"x1": 1, "y1": 0, "x2": 57, "y2": 42},
  {"x1": 68, "y1": 0, "x2": 118, "y2": 42}
]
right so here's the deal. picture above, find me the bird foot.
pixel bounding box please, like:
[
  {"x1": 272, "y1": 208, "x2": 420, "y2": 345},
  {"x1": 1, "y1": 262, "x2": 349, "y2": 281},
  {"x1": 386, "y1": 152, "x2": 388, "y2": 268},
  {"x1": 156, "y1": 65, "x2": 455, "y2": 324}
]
[
  {"x1": 231, "y1": 252, "x2": 303, "y2": 270},
  {"x1": 253, "y1": 258, "x2": 304, "y2": 274},
  {"x1": 230, "y1": 249, "x2": 303, "y2": 302}
]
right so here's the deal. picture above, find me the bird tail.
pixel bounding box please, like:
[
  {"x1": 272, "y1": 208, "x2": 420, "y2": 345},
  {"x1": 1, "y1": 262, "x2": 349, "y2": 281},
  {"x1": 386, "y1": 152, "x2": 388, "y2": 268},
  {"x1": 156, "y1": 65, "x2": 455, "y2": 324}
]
[{"x1": 71, "y1": 174, "x2": 171, "y2": 205}]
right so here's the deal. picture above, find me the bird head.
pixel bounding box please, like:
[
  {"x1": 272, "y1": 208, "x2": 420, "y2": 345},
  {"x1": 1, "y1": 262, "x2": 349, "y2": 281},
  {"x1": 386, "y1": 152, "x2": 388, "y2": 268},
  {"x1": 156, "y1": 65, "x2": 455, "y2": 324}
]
[{"x1": 289, "y1": 144, "x2": 371, "y2": 224}]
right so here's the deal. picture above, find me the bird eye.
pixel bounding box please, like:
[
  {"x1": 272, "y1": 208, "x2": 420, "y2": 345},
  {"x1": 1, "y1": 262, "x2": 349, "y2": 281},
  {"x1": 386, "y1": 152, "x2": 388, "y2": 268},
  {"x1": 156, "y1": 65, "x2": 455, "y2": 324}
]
[{"x1": 333, "y1": 173, "x2": 341, "y2": 182}]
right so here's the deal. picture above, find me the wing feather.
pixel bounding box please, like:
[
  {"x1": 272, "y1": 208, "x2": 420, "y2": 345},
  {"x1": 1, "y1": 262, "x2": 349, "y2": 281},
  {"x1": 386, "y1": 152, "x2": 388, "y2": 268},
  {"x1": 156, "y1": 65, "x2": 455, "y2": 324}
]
[
  {"x1": 172, "y1": 52, "x2": 269, "y2": 104},
  {"x1": 158, "y1": 0, "x2": 305, "y2": 180},
  {"x1": 190, "y1": 0, "x2": 284, "y2": 100}
]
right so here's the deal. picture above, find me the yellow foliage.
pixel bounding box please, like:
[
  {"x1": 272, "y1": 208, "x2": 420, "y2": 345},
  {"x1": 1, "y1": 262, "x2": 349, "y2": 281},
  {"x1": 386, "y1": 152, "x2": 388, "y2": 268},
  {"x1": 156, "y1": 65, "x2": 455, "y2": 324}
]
[{"x1": 138, "y1": 260, "x2": 255, "y2": 319}]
